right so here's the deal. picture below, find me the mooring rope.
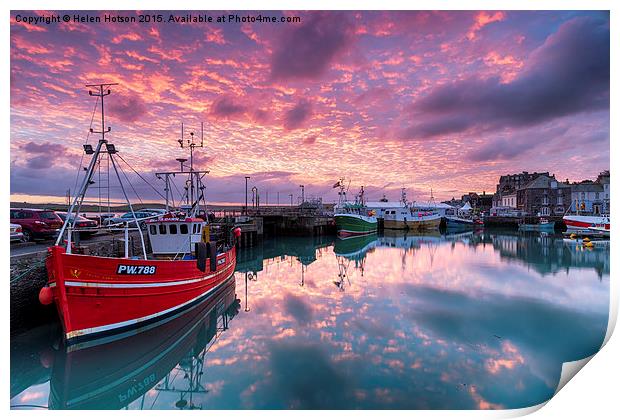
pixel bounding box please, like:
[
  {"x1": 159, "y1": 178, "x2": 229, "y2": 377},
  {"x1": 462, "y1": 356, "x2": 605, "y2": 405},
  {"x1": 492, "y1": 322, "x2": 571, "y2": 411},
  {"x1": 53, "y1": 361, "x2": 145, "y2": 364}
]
[{"x1": 10, "y1": 260, "x2": 46, "y2": 285}]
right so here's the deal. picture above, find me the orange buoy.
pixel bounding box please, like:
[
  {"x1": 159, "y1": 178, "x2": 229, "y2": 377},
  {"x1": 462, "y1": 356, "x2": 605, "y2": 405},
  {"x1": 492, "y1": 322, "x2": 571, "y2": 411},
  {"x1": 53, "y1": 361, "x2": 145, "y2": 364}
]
[{"x1": 39, "y1": 287, "x2": 53, "y2": 306}]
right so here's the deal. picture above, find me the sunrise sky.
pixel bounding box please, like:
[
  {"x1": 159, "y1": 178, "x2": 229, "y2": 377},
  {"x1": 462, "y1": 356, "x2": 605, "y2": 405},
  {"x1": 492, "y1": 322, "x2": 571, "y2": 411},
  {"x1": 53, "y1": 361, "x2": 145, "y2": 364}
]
[{"x1": 10, "y1": 10, "x2": 610, "y2": 205}]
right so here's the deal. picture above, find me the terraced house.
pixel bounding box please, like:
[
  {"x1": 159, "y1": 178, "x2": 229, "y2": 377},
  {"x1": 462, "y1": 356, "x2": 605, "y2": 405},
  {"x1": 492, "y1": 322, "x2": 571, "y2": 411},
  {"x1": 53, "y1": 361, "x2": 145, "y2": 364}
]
[{"x1": 516, "y1": 175, "x2": 572, "y2": 217}]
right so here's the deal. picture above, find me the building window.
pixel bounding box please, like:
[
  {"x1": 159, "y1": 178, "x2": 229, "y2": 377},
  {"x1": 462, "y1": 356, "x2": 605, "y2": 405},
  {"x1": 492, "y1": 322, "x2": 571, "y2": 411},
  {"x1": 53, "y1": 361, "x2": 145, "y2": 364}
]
[
  {"x1": 595, "y1": 192, "x2": 600, "y2": 200},
  {"x1": 149, "y1": 225, "x2": 157, "y2": 235},
  {"x1": 180, "y1": 224, "x2": 188, "y2": 234},
  {"x1": 541, "y1": 207, "x2": 550, "y2": 216},
  {"x1": 159, "y1": 224, "x2": 167, "y2": 235},
  {"x1": 169, "y1": 224, "x2": 177, "y2": 235}
]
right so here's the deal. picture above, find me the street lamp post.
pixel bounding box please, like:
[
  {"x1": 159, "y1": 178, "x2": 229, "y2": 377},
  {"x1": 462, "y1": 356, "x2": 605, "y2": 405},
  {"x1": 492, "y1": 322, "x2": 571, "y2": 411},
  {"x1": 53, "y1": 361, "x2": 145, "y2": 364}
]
[
  {"x1": 244, "y1": 176, "x2": 250, "y2": 215},
  {"x1": 289, "y1": 193, "x2": 293, "y2": 206},
  {"x1": 299, "y1": 184, "x2": 305, "y2": 204}
]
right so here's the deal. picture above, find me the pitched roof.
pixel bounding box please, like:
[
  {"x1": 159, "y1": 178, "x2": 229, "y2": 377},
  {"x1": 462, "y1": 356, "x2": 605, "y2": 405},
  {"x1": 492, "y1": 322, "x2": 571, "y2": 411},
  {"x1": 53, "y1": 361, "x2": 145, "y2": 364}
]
[
  {"x1": 571, "y1": 183, "x2": 604, "y2": 192},
  {"x1": 522, "y1": 175, "x2": 569, "y2": 190}
]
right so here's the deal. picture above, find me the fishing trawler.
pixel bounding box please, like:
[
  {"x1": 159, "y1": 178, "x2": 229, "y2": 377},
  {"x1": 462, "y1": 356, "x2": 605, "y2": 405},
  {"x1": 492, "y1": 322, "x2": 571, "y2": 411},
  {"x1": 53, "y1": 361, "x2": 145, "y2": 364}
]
[
  {"x1": 333, "y1": 180, "x2": 378, "y2": 237},
  {"x1": 383, "y1": 189, "x2": 441, "y2": 231},
  {"x1": 563, "y1": 213, "x2": 610, "y2": 232},
  {"x1": 39, "y1": 84, "x2": 240, "y2": 344}
]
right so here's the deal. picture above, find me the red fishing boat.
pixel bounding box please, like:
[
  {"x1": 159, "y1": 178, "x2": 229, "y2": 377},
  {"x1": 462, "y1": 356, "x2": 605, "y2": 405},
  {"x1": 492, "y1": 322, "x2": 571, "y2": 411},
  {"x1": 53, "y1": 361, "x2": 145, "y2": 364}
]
[{"x1": 39, "y1": 84, "x2": 240, "y2": 344}]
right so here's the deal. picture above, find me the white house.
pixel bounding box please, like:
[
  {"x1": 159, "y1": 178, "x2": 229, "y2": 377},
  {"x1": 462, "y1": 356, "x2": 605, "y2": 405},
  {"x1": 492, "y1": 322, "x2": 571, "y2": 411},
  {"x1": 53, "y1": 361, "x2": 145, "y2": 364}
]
[{"x1": 501, "y1": 192, "x2": 517, "y2": 209}]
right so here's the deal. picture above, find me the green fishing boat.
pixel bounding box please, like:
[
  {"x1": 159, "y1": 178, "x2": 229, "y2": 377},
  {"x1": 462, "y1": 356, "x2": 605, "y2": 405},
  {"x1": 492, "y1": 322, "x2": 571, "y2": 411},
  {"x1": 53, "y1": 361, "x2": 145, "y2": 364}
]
[{"x1": 333, "y1": 182, "x2": 378, "y2": 237}]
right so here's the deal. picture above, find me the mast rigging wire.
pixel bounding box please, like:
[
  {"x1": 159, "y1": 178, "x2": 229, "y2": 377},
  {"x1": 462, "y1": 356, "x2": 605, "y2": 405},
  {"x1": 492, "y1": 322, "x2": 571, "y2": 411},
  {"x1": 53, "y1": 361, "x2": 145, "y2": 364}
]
[
  {"x1": 116, "y1": 153, "x2": 168, "y2": 202},
  {"x1": 71, "y1": 96, "x2": 100, "y2": 199},
  {"x1": 116, "y1": 157, "x2": 144, "y2": 205}
]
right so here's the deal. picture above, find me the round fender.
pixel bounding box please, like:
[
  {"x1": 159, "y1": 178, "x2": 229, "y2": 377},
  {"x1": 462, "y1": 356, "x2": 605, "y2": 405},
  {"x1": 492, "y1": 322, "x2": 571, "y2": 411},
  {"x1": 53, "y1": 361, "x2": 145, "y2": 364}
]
[
  {"x1": 209, "y1": 241, "x2": 218, "y2": 272},
  {"x1": 195, "y1": 242, "x2": 207, "y2": 272},
  {"x1": 39, "y1": 286, "x2": 53, "y2": 305}
]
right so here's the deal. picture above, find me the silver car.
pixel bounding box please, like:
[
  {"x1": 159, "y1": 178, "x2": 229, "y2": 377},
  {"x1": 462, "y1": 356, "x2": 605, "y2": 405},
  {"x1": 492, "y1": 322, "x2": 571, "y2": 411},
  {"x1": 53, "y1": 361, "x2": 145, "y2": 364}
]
[{"x1": 10, "y1": 223, "x2": 24, "y2": 242}]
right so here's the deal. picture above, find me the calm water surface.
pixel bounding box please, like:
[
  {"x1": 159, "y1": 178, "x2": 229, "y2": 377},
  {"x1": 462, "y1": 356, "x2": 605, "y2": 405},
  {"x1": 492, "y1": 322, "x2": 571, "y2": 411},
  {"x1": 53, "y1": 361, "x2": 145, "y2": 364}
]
[{"x1": 10, "y1": 230, "x2": 610, "y2": 409}]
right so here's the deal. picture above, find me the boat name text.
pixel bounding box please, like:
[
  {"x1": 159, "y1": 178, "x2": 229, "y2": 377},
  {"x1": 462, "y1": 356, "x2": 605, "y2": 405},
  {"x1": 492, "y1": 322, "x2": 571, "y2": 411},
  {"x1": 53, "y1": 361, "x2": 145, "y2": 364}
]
[{"x1": 117, "y1": 265, "x2": 157, "y2": 275}]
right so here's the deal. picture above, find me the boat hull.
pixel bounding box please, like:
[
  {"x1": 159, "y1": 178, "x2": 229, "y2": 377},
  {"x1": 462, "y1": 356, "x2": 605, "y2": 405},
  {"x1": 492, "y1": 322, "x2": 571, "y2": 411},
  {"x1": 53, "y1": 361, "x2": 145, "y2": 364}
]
[
  {"x1": 563, "y1": 215, "x2": 610, "y2": 231},
  {"x1": 49, "y1": 277, "x2": 238, "y2": 409},
  {"x1": 334, "y1": 214, "x2": 378, "y2": 236},
  {"x1": 44, "y1": 245, "x2": 236, "y2": 344},
  {"x1": 519, "y1": 222, "x2": 556, "y2": 232},
  {"x1": 445, "y1": 216, "x2": 475, "y2": 229},
  {"x1": 384, "y1": 215, "x2": 442, "y2": 231}
]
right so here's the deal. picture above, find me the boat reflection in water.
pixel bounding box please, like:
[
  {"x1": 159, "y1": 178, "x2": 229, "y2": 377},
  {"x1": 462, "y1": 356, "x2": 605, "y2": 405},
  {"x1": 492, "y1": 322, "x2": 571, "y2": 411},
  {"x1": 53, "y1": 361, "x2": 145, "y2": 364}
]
[
  {"x1": 11, "y1": 230, "x2": 609, "y2": 410},
  {"x1": 334, "y1": 233, "x2": 378, "y2": 290},
  {"x1": 48, "y1": 276, "x2": 239, "y2": 410}
]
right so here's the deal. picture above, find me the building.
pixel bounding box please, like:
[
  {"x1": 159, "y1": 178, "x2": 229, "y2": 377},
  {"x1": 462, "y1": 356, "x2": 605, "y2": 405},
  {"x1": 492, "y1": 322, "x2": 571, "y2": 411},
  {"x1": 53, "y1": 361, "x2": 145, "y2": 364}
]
[
  {"x1": 516, "y1": 174, "x2": 571, "y2": 216},
  {"x1": 501, "y1": 192, "x2": 517, "y2": 209},
  {"x1": 461, "y1": 191, "x2": 493, "y2": 212},
  {"x1": 597, "y1": 170, "x2": 610, "y2": 213},
  {"x1": 569, "y1": 170, "x2": 610, "y2": 214},
  {"x1": 493, "y1": 171, "x2": 550, "y2": 207}
]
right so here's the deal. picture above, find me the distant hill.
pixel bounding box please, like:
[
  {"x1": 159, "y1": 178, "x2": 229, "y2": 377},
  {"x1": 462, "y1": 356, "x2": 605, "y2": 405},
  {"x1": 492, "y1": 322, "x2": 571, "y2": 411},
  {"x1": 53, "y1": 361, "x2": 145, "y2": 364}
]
[{"x1": 10, "y1": 202, "x2": 167, "y2": 212}]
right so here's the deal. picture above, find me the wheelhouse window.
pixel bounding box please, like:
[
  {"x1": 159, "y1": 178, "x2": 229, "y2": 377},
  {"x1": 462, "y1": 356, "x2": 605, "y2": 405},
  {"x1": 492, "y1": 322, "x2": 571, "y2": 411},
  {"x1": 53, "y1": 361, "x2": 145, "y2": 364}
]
[
  {"x1": 180, "y1": 224, "x2": 188, "y2": 234},
  {"x1": 169, "y1": 224, "x2": 177, "y2": 234},
  {"x1": 159, "y1": 224, "x2": 167, "y2": 235},
  {"x1": 149, "y1": 225, "x2": 157, "y2": 235}
]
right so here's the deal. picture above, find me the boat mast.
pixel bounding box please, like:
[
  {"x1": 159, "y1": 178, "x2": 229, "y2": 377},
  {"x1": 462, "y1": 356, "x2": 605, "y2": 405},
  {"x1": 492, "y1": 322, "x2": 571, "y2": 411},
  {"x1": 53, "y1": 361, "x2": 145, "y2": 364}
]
[
  {"x1": 400, "y1": 188, "x2": 408, "y2": 206},
  {"x1": 157, "y1": 122, "x2": 209, "y2": 217},
  {"x1": 336, "y1": 178, "x2": 347, "y2": 207},
  {"x1": 55, "y1": 83, "x2": 118, "y2": 246}
]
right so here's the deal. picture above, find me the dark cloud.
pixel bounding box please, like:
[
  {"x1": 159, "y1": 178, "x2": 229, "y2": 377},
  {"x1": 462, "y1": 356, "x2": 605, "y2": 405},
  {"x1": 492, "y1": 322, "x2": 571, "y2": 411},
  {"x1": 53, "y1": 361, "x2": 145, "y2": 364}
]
[
  {"x1": 401, "y1": 17, "x2": 609, "y2": 139},
  {"x1": 252, "y1": 108, "x2": 271, "y2": 124},
  {"x1": 19, "y1": 141, "x2": 80, "y2": 170},
  {"x1": 467, "y1": 138, "x2": 532, "y2": 162},
  {"x1": 302, "y1": 135, "x2": 317, "y2": 145},
  {"x1": 399, "y1": 116, "x2": 472, "y2": 139},
  {"x1": 283, "y1": 100, "x2": 313, "y2": 130},
  {"x1": 108, "y1": 94, "x2": 147, "y2": 123},
  {"x1": 466, "y1": 124, "x2": 570, "y2": 162},
  {"x1": 283, "y1": 293, "x2": 314, "y2": 325},
  {"x1": 271, "y1": 12, "x2": 354, "y2": 81},
  {"x1": 354, "y1": 87, "x2": 392, "y2": 105},
  {"x1": 27, "y1": 155, "x2": 55, "y2": 170},
  {"x1": 210, "y1": 95, "x2": 248, "y2": 118},
  {"x1": 21, "y1": 141, "x2": 67, "y2": 155},
  {"x1": 268, "y1": 341, "x2": 354, "y2": 409}
]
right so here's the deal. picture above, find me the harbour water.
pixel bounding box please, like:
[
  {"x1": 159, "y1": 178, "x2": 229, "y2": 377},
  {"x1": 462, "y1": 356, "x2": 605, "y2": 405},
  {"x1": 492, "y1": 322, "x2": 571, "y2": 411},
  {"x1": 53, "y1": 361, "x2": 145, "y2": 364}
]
[{"x1": 10, "y1": 229, "x2": 609, "y2": 410}]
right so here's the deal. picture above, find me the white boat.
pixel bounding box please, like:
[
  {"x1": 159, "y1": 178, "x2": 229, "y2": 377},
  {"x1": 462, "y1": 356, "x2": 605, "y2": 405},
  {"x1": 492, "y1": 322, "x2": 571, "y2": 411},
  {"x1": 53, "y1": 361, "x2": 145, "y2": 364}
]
[{"x1": 563, "y1": 214, "x2": 609, "y2": 231}]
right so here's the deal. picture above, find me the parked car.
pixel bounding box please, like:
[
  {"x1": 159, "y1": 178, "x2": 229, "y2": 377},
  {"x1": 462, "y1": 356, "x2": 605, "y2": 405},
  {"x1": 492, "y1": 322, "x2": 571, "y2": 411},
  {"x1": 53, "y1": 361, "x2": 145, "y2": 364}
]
[
  {"x1": 10, "y1": 208, "x2": 63, "y2": 242},
  {"x1": 102, "y1": 211, "x2": 159, "y2": 229},
  {"x1": 10, "y1": 223, "x2": 24, "y2": 242},
  {"x1": 55, "y1": 211, "x2": 98, "y2": 238},
  {"x1": 140, "y1": 208, "x2": 168, "y2": 215}
]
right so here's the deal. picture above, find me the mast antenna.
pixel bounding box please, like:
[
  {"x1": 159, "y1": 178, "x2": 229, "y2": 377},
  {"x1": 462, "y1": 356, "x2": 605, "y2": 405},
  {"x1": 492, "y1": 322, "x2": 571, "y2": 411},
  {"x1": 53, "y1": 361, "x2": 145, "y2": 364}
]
[{"x1": 85, "y1": 83, "x2": 118, "y2": 142}]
